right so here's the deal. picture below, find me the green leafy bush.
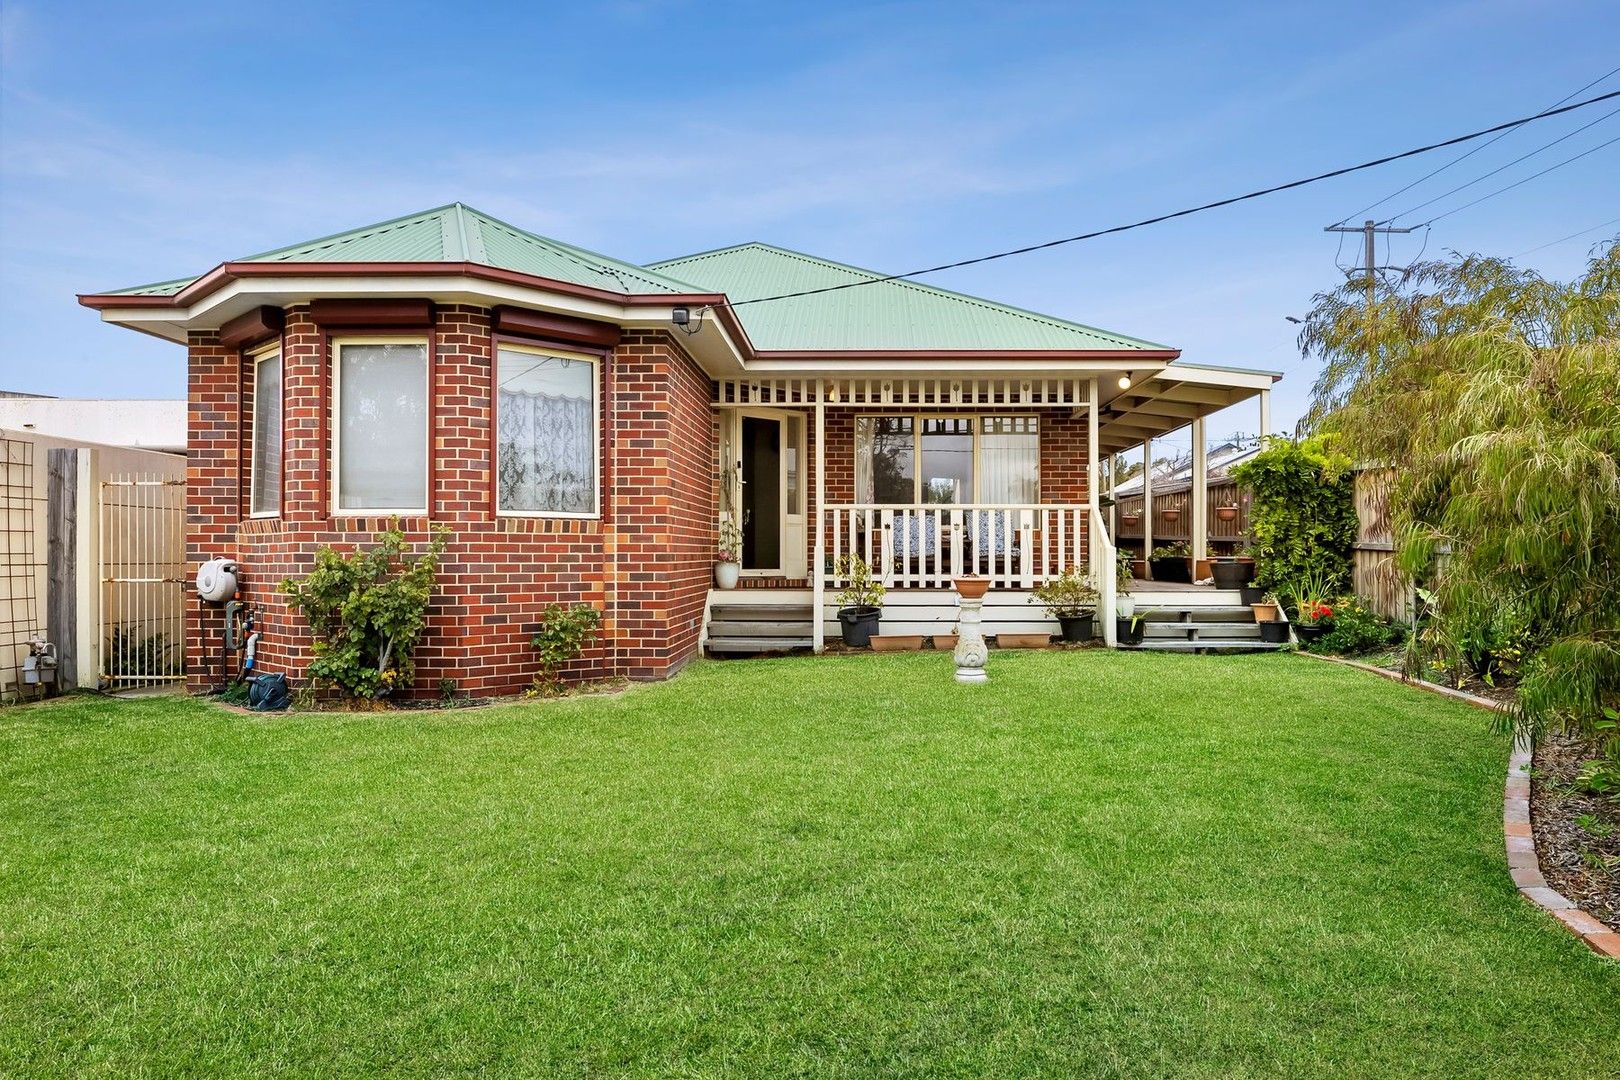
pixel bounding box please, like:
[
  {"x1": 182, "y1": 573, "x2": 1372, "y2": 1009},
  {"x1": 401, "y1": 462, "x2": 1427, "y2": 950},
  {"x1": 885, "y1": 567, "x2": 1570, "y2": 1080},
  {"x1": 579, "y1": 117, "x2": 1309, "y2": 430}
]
[
  {"x1": 1309, "y1": 596, "x2": 1404, "y2": 655},
  {"x1": 531, "y1": 603, "x2": 602, "y2": 692},
  {"x1": 1228, "y1": 435, "x2": 1356, "y2": 593},
  {"x1": 280, "y1": 524, "x2": 449, "y2": 700},
  {"x1": 1030, "y1": 565, "x2": 1097, "y2": 618}
]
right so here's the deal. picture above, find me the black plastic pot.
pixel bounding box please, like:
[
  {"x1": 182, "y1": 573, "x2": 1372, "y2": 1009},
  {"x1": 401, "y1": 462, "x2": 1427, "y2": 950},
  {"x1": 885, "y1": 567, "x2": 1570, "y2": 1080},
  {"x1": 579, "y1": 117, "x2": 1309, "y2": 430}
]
[
  {"x1": 1116, "y1": 617, "x2": 1145, "y2": 645},
  {"x1": 1210, "y1": 559, "x2": 1255, "y2": 589},
  {"x1": 1294, "y1": 623, "x2": 1331, "y2": 647},
  {"x1": 1240, "y1": 585, "x2": 1266, "y2": 606},
  {"x1": 838, "y1": 606, "x2": 882, "y2": 647},
  {"x1": 1258, "y1": 620, "x2": 1290, "y2": 643},
  {"x1": 1149, "y1": 556, "x2": 1191, "y2": 584},
  {"x1": 1057, "y1": 614, "x2": 1094, "y2": 643}
]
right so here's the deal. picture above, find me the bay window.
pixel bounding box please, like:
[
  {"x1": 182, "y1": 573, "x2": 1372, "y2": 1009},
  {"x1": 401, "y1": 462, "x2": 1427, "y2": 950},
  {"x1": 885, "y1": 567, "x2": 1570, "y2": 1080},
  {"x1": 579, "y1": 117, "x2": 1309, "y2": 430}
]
[
  {"x1": 495, "y1": 344, "x2": 598, "y2": 516},
  {"x1": 856, "y1": 414, "x2": 1039, "y2": 504},
  {"x1": 334, "y1": 340, "x2": 428, "y2": 512},
  {"x1": 249, "y1": 347, "x2": 281, "y2": 516}
]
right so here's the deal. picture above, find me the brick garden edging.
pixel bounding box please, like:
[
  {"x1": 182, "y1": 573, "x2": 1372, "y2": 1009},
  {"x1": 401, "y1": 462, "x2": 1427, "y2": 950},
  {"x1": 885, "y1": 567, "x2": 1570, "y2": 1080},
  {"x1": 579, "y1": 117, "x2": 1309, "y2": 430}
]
[{"x1": 1295, "y1": 650, "x2": 1620, "y2": 959}]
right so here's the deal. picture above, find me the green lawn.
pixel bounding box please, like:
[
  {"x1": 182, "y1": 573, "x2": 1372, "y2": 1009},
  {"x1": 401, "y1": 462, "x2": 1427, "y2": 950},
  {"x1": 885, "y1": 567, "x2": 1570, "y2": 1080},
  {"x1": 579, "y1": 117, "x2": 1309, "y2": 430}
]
[{"x1": 4, "y1": 652, "x2": 1618, "y2": 1078}]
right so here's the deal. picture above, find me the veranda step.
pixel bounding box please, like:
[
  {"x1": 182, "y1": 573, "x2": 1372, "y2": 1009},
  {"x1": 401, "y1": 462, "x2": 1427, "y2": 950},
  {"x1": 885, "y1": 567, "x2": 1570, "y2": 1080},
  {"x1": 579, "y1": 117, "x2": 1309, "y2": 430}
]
[
  {"x1": 1137, "y1": 607, "x2": 1257, "y2": 620},
  {"x1": 1119, "y1": 640, "x2": 1288, "y2": 651},
  {"x1": 708, "y1": 621, "x2": 815, "y2": 638},
  {"x1": 710, "y1": 604, "x2": 814, "y2": 622},
  {"x1": 1139, "y1": 621, "x2": 1260, "y2": 633},
  {"x1": 706, "y1": 636, "x2": 814, "y2": 653}
]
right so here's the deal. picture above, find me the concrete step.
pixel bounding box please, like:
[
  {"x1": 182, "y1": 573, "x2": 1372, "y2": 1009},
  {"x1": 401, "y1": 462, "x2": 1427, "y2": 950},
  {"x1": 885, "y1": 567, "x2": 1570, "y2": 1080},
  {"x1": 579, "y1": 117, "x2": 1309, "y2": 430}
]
[
  {"x1": 706, "y1": 636, "x2": 814, "y2": 654},
  {"x1": 1142, "y1": 623, "x2": 1262, "y2": 638},
  {"x1": 1136, "y1": 607, "x2": 1257, "y2": 621}
]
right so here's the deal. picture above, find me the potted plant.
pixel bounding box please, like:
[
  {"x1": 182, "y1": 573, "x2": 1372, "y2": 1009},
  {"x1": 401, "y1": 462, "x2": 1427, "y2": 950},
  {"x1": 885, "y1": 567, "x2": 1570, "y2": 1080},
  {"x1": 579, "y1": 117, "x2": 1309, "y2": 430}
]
[
  {"x1": 1115, "y1": 549, "x2": 1136, "y2": 618},
  {"x1": 834, "y1": 554, "x2": 885, "y2": 647},
  {"x1": 1282, "y1": 568, "x2": 1336, "y2": 647},
  {"x1": 1161, "y1": 506, "x2": 1182, "y2": 523},
  {"x1": 1121, "y1": 511, "x2": 1142, "y2": 527},
  {"x1": 1250, "y1": 591, "x2": 1282, "y2": 623},
  {"x1": 1216, "y1": 504, "x2": 1240, "y2": 523},
  {"x1": 1030, "y1": 565, "x2": 1098, "y2": 643},
  {"x1": 1210, "y1": 556, "x2": 1256, "y2": 590},
  {"x1": 1117, "y1": 608, "x2": 1150, "y2": 646},
  {"x1": 714, "y1": 518, "x2": 741, "y2": 589},
  {"x1": 1149, "y1": 543, "x2": 1192, "y2": 583}
]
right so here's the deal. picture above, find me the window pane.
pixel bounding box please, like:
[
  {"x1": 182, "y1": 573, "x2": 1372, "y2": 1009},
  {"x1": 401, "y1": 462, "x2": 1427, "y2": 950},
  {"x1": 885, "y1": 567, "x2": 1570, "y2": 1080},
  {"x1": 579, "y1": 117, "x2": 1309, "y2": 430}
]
[
  {"x1": 920, "y1": 418, "x2": 973, "y2": 504},
  {"x1": 497, "y1": 348, "x2": 596, "y2": 514},
  {"x1": 338, "y1": 343, "x2": 427, "y2": 510},
  {"x1": 251, "y1": 352, "x2": 281, "y2": 514},
  {"x1": 784, "y1": 414, "x2": 802, "y2": 513},
  {"x1": 856, "y1": 416, "x2": 913, "y2": 503},
  {"x1": 980, "y1": 415, "x2": 1039, "y2": 503}
]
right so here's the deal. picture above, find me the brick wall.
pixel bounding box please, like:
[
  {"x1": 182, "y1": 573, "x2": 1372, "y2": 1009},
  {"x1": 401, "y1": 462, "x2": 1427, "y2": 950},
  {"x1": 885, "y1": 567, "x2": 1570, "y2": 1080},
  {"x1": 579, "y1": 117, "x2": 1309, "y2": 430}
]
[{"x1": 185, "y1": 305, "x2": 715, "y2": 697}]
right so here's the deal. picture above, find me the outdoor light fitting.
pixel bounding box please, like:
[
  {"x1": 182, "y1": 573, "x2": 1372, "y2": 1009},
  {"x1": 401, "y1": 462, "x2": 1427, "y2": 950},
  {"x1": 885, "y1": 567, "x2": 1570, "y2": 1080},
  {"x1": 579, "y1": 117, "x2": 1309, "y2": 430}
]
[{"x1": 1117, "y1": 374, "x2": 1132, "y2": 389}]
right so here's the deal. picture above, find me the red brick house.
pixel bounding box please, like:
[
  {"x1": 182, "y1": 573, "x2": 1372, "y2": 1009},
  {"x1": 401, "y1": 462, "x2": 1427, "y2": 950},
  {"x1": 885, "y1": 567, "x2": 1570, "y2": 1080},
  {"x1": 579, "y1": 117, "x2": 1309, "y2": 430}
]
[{"x1": 80, "y1": 204, "x2": 1278, "y2": 695}]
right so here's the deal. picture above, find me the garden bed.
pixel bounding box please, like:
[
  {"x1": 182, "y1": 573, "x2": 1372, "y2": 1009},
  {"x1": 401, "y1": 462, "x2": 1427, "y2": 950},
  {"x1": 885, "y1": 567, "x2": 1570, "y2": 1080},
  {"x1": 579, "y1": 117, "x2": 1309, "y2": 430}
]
[{"x1": 1531, "y1": 733, "x2": 1620, "y2": 932}]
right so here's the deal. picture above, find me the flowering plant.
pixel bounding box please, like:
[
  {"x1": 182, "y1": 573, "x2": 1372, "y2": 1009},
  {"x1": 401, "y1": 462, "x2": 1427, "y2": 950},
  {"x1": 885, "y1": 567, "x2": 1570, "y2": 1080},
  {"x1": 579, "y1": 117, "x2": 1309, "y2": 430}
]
[
  {"x1": 716, "y1": 519, "x2": 742, "y2": 564},
  {"x1": 1299, "y1": 601, "x2": 1335, "y2": 626}
]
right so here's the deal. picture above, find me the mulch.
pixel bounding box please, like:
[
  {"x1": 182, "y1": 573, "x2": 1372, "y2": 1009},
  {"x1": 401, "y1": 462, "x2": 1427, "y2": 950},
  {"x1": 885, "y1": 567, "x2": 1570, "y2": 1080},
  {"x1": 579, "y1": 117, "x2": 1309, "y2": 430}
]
[{"x1": 1531, "y1": 733, "x2": 1620, "y2": 932}]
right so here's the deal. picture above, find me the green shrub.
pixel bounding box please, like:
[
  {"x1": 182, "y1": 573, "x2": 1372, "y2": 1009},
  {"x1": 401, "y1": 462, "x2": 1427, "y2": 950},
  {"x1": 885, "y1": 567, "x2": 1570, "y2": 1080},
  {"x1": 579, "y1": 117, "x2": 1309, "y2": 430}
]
[
  {"x1": 1228, "y1": 435, "x2": 1356, "y2": 593},
  {"x1": 1310, "y1": 596, "x2": 1404, "y2": 655},
  {"x1": 531, "y1": 603, "x2": 602, "y2": 692},
  {"x1": 280, "y1": 524, "x2": 449, "y2": 700}
]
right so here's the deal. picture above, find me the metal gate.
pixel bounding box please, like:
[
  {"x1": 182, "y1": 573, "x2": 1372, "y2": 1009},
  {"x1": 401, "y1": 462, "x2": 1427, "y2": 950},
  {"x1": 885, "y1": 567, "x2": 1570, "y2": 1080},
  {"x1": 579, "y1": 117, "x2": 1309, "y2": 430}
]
[{"x1": 100, "y1": 474, "x2": 186, "y2": 687}]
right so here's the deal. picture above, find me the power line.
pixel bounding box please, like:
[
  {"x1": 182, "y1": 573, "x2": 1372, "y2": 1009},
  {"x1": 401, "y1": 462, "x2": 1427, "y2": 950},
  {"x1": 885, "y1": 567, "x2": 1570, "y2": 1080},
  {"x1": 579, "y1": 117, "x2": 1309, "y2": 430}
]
[
  {"x1": 1415, "y1": 132, "x2": 1620, "y2": 227},
  {"x1": 731, "y1": 89, "x2": 1620, "y2": 307},
  {"x1": 1379, "y1": 104, "x2": 1620, "y2": 224},
  {"x1": 1330, "y1": 64, "x2": 1620, "y2": 227},
  {"x1": 1514, "y1": 216, "x2": 1620, "y2": 257}
]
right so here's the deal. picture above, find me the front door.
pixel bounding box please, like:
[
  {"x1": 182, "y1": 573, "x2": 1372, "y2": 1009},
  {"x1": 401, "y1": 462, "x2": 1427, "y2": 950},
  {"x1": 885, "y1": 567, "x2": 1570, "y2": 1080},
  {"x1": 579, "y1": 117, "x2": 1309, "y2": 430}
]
[{"x1": 734, "y1": 410, "x2": 806, "y2": 577}]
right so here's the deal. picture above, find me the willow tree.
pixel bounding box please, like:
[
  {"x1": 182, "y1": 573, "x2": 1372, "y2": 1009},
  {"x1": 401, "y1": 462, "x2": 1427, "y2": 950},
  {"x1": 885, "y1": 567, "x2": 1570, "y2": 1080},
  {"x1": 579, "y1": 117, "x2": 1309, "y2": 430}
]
[{"x1": 1300, "y1": 241, "x2": 1620, "y2": 783}]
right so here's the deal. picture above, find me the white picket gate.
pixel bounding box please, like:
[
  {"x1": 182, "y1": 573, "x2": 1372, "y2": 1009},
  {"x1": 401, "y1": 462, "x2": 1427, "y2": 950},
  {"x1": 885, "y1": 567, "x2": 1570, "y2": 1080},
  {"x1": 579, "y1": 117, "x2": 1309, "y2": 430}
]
[{"x1": 99, "y1": 474, "x2": 186, "y2": 687}]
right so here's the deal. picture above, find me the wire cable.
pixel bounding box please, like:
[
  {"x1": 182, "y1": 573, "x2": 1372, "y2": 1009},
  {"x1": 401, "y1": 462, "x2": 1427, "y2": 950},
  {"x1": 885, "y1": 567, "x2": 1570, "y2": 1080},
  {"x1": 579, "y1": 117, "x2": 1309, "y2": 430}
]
[
  {"x1": 732, "y1": 89, "x2": 1620, "y2": 307},
  {"x1": 1331, "y1": 64, "x2": 1620, "y2": 226},
  {"x1": 1513, "y1": 215, "x2": 1620, "y2": 257},
  {"x1": 1415, "y1": 132, "x2": 1620, "y2": 227},
  {"x1": 1379, "y1": 104, "x2": 1620, "y2": 224}
]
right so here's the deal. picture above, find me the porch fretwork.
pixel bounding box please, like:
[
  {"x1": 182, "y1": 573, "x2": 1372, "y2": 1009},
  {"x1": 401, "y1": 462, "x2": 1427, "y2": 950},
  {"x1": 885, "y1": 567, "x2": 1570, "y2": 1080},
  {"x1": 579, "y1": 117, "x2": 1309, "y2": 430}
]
[{"x1": 713, "y1": 376, "x2": 1091, "y2": 408}]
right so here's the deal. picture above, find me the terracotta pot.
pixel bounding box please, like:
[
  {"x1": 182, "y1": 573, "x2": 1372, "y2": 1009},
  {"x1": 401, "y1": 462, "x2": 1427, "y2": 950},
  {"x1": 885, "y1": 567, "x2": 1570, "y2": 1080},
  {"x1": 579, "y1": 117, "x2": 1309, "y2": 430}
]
[
  {"x1": 933, "y1": 634, "x2": 958, "y2": 650},
  {"x1": 1216, "y1": 505, "x2": 1240, "y2": 523},
  {"x1": 871, "y1": 634, "x2": 924, "y2": 652},
  {"x1": 1162, "y1": 508, "x2": 1181, "y2": 522},
  {"x1": 1122, "y1": 513, "x2": 1141, "y2": 527},
  {"x1": 1131, "y1": 559, "x2": 1148, "y2": 578},
  {"x1": 1251, "y1": 601, "x2": 1280, "y2": 622},
  {"x1": 954, "y1": 575, "x2": 991, "y2": 599},
  {"x1": 1194, "y1": 558, "x2": 1212, "y2": 581},
  {"x1": 997, "y1": 632, "x2": 1051, "y2": 649}
]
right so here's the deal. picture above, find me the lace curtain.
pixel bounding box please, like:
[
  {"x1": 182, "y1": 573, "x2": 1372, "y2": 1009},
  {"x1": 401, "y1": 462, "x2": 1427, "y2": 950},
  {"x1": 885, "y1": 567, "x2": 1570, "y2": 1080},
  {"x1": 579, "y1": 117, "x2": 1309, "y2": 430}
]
[{"x1": 497, "y1": 352, "x2": 594, "y2": 513}]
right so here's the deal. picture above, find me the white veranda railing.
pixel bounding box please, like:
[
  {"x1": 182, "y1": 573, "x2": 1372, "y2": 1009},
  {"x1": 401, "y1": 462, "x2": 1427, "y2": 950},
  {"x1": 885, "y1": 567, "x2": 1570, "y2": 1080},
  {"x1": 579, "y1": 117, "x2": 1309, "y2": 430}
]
[{"x1": 819, "y1": 503, "x2": 1090, "y2": 590}]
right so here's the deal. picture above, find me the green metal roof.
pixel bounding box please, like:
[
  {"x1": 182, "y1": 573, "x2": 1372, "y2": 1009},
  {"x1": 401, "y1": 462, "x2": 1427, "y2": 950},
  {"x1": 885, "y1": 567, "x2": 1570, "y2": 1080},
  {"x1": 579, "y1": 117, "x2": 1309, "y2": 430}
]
[
  {"x1": 649, "y1": 242, "x2": 1174, "y2": 352},
  {"x1": 98, "y1": 203, "x2": 703, "y2": 298}
]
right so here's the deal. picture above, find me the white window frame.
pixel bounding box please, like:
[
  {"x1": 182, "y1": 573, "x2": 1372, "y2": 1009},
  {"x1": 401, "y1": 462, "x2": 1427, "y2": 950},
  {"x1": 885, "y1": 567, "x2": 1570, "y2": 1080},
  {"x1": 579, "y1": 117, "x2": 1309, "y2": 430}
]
[
  {"x1": 248, "y1": 342, "x2": 283, "y2": 518},
  {"x1": 494, "y1": 342, "x2": 601, "y2": 520},
  {"x1": 331, "y1": 336, "x2": 430, "y2": 517},
  {"x1": 858, "y1": 412, "x2": 1041, "y2": 504}
]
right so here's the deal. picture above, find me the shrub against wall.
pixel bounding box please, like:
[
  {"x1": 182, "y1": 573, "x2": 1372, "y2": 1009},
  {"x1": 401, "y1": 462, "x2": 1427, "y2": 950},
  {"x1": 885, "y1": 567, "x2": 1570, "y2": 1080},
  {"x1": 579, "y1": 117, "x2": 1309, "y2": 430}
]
[
  {"x1": 1228, "y1": 435, "x2": 1356, "y2": 593},
  {"x1": 280, "y1": 524, "x2": 449, "y2": 700}
]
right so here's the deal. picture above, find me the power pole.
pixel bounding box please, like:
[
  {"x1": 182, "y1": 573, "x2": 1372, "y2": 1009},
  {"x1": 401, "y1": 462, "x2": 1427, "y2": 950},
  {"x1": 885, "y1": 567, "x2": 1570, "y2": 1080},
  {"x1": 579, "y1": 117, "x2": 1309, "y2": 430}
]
[{"x1": 1324, "y1": 219, "x2": 1414, "y2": 305}]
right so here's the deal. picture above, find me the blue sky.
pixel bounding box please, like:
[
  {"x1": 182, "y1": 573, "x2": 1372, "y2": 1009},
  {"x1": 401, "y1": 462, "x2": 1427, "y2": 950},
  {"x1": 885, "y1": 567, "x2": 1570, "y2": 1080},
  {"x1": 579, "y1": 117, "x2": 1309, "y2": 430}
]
[{"x1": 2, "y1": 0, "x2": 1616, "y2": 445}]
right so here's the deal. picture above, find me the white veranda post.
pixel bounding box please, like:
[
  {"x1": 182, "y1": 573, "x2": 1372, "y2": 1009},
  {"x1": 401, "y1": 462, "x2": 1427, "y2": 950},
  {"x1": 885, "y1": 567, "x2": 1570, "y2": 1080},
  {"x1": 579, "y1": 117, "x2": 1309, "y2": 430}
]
[
  {"x1": 1141, "y1": 435, "x2": 1153, "y2": 579},
  {"x1": 1190, "y1": 417, "x2": 1207, "y2": 571},
  {"x1": 1259, "y1": 388, "x2": 1271, "y2": 441},
  {"x1": 812, "y1": 396, "x2": 826, "y2": 653}
]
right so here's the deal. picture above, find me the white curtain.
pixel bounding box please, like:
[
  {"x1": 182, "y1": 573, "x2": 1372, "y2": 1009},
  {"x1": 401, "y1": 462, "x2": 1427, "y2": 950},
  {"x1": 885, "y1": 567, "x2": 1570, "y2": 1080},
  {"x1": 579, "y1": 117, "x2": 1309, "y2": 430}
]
[
  {"x1": 497, "y1": 350, "x2": 595, "y2": 513},
  {"x1": 338, "y1": 343, "x2": 427, "y2": 510},
  {"x1": 979, "y1": 416, "x2": 1039, "y2": 504},
  {"x1": 251, "y1": 352, "x2": 281, "y2": 514}
]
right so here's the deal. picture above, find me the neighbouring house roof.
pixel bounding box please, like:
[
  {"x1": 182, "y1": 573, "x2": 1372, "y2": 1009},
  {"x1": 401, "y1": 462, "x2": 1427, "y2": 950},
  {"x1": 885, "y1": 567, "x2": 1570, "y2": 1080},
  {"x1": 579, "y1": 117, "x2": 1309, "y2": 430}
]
[
  {"x1": 648, "y1": 242, "x2": 1174, "y2": 353},
  {"x1": 1111, "y1": 440, "x2": 1263, "y2": 497},
  {"x1": 97, "y1": 203, "x2": 704, "y2": 299}
]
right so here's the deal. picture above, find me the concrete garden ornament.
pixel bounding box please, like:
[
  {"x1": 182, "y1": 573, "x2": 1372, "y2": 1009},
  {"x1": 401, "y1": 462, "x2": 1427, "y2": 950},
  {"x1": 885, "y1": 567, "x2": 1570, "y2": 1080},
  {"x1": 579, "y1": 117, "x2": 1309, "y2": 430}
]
[{"x1": 953, "y1": 576, "x2": 990, "y2": 684}]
